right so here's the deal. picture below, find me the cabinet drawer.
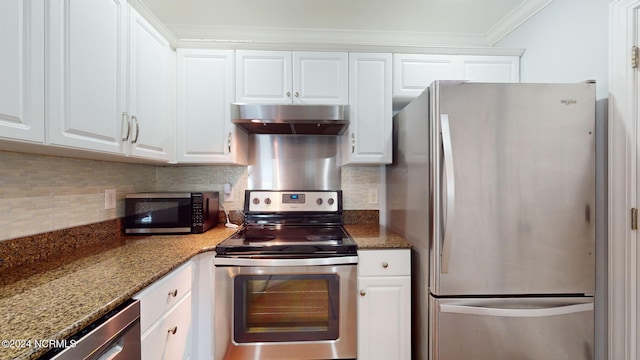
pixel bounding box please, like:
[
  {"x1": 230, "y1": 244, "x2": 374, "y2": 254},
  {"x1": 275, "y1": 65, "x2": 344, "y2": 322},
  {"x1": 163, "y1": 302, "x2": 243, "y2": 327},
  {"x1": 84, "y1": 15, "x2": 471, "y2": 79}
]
[
  {"x1": 135, "y1": 262, "x2": 193, "y2": 333},
  {"x1": 141, "y1": 292, "x2": 192, "y2": 360},
  {"x1": 358, "y1": 249, "x2": 411, "y2": 276}
]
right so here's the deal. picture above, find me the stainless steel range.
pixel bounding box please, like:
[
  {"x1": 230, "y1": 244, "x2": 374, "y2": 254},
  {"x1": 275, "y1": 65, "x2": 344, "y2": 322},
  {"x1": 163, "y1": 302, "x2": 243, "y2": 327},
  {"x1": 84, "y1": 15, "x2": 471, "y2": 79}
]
[{"x1": 214, "y1": 190, "x2": 358, "y2": 360}]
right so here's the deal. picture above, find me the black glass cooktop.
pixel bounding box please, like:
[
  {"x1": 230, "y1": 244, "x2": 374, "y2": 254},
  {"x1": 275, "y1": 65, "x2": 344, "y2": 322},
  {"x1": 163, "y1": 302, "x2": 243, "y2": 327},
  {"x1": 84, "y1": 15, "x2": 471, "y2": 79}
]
[{"x1": 215, "y1": 225, "x2": 357, "y2": 256}]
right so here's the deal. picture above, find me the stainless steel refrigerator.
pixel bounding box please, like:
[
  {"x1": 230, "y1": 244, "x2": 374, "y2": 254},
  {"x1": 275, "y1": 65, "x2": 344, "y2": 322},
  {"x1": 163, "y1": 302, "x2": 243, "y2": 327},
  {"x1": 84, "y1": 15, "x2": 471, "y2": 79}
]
[{"x1": 386, "y1": 81, "x2": 596, "y2": 360}]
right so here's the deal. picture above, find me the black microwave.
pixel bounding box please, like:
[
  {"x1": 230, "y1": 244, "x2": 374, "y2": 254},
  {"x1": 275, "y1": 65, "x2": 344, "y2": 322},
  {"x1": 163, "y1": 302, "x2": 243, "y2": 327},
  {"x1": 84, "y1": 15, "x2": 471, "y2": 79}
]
[{"x1": 124, "y1": 192, "x2": 219, "y2": 234}]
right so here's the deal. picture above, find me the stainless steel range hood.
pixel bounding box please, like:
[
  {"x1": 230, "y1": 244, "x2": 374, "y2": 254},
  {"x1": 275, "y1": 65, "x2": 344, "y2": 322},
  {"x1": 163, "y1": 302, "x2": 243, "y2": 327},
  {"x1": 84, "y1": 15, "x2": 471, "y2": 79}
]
[{"x1": 231, "y1": 103, "x2": 349, "y2": 135}]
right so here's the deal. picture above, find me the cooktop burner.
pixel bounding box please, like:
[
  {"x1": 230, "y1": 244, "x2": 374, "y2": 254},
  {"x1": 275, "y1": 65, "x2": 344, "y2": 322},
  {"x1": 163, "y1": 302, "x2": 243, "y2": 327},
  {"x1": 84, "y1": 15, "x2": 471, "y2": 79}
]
[{"x1": 215, "y1": 190, "x2": 357, "y2": 257}]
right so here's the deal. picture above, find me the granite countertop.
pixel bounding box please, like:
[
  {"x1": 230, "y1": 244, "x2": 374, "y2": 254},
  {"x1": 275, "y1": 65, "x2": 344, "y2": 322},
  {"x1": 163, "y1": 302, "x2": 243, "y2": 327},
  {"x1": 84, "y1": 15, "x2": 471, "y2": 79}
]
[{"x1": 0, "y1": 223, "x2": 409, "y2": 360}]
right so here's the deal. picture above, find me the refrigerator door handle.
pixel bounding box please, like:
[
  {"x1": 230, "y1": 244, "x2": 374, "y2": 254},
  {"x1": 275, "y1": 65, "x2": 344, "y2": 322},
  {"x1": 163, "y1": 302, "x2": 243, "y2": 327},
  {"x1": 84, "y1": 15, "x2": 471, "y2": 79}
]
[
  {"x1": 439, "y1": 302, "x2": 594, "y2": 318},
  {"x1": 440, "y1": 114, "x2": 455, "y2": 273}
]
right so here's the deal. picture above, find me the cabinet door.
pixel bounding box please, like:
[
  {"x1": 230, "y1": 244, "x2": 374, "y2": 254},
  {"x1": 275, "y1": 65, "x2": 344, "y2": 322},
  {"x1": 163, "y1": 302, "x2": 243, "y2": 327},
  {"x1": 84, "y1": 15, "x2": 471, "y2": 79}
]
[
  {"x1": 293, "y1": 52, "x2": 348, "y2": 104},
  {"x1": 358, "y1": 276, "x2": 411, "y2": 360},
  {"x1": 128, "y1": 9, "x2": 173, "y2": 162},
  {"x1": 47, "y1": 0, "x2": 126, "y2": 154},
  {"x1": 141, "y1": 292, "x2": 192, "y2": 360},
  {"x1": 176, "y1": 49, "x2": 247, "y2": 164},
  {"x1": 236, "y1": 50, "x2": 291, "y2": 104},
  {"x1": 393, "y1": 54, "x2": 458, "y2": 98},
  {"x1": 458, "y1": 55, "x2": 520, "y2": 83},
  {"x1": 0, "y1": 0, "x2": 44, "y2": 143},
  {"x1": 343, "y1": 53, "x2": 392, "y2": 164}
]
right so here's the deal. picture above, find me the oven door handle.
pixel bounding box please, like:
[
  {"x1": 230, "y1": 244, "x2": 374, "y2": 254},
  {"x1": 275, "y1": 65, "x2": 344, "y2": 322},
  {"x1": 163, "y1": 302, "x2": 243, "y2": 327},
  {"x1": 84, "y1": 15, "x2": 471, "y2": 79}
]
[{"x1": 213, "y1": 256, "x2": 359, "y2": 267}]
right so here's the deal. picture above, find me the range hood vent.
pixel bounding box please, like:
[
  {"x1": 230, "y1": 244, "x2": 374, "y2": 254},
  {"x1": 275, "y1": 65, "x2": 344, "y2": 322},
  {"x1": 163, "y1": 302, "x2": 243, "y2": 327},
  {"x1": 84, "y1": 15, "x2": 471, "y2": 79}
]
[{"x1": 231, "y1": 104, "x2": 349, "y2": 135}]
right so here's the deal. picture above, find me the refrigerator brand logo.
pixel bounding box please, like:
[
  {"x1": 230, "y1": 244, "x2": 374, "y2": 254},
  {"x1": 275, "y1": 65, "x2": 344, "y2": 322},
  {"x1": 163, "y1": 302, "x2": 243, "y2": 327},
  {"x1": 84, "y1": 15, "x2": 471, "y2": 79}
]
[{"x1": 560, "y1": 99, "x2": 577, "y2": 105}]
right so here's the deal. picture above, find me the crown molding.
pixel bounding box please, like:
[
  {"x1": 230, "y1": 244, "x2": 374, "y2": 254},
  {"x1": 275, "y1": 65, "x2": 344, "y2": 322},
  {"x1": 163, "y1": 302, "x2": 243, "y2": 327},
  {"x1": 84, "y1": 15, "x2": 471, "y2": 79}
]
[{"x1": 484, "y1": 0, "x2": 553, "y2": 46}]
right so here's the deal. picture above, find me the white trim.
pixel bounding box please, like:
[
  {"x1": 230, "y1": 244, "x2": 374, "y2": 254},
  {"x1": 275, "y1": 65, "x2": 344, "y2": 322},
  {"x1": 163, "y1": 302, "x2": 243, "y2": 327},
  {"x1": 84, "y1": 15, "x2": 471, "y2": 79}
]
[
  {"x1": 485, "y1": 0, "x2": 553, "y2": 46},
  {"x1": 609, "y1": 1, "x2": 639, "y2": 360},
  {"x1": 128, "y1": 0, "x2": 177, "y2": 48},
  {"x1": 166, "y1": 25, "x2": 525, "y2": 56}
]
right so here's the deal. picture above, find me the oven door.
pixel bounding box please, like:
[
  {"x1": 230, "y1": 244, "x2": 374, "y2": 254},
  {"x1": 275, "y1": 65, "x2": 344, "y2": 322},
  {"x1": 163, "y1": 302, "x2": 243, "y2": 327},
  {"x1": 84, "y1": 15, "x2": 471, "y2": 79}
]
[{"x1": 214, "y1": 257, "x2": 358, "y2": 360}]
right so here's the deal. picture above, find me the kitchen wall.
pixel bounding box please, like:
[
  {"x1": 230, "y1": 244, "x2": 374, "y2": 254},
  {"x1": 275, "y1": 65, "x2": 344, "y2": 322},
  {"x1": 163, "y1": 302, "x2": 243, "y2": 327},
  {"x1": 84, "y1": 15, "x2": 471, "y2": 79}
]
[
  {"x1": 0, "y1": 150, "x2": 381, "y2": 242},
  {"x1": 496, "y1": 0, "x2": 609, "y2": 359}
]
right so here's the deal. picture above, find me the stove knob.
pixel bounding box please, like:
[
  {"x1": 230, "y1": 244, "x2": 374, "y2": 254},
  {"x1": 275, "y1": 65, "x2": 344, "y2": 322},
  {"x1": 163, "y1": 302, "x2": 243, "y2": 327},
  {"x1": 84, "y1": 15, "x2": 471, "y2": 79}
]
[
  {"x1": 316, "y1": 198, "x2": 323, "y2": 205},
  {"x1": 328, "y1": 198, "x2": 335, "y2": 205},
  {"x1": 264, "y1": 198, "x2": 272, "y2": 205},
  {"x1": 252, "y1": 197, "x2": 260, "y2": 205}
]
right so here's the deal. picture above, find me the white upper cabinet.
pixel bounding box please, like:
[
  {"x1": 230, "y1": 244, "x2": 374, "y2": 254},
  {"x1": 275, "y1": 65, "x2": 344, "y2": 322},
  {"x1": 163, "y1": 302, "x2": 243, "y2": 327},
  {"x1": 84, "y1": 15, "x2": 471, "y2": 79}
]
[
  {"x1": 342, "y1": 53, "x2": 392, "y2": 165},
  {"x1": 176, "y1": 49, "x2": 248, "y2": 164},
  {"x1": 47, "y1": 0, "x2": 127, "y2": 154},
  {"x1": 127, "y1": 8, "x2": 174, "y2": 162},
  {"x1": 458, "y1": 55, "x2": 520, "y2": 83},
  {"x1": 0, "y1": 0, "x2": 44, "y2": 144},
  {"x1": 293, "y1": 52, "x2": 349, "y2": 104},
  {"x1": 392, "y1": 54, "x2": 520, "y2": 99},
  {"x1": 46, "y1": 1, "x2": 174, "y2": 162},
  {"x1": 393, "y1": 54, "x2": 458, "y2": 98},
  {"x1": 236, "y1": 50, "x2": 348, "y2": 104}
]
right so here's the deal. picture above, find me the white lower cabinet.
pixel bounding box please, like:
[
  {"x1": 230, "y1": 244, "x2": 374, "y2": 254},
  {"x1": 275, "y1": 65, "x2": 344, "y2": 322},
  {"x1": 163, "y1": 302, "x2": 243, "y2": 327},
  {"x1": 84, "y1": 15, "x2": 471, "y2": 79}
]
[
  {"x1": 141, "y1": 293, "x2": 192, "y2": 360},
  {"x1": 134, "y1": 262, "x2": 193, "y2": 360},
  {"x1": 357, "y1": 249, "x2": 411, "y2": 360}
]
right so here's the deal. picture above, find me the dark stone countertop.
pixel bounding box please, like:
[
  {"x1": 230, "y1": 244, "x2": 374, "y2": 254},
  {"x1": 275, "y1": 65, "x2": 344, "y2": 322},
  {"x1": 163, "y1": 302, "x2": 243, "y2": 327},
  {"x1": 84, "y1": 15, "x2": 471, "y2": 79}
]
[{"x1": 0, "y1": 223, "x2": 409, "y2": 360}]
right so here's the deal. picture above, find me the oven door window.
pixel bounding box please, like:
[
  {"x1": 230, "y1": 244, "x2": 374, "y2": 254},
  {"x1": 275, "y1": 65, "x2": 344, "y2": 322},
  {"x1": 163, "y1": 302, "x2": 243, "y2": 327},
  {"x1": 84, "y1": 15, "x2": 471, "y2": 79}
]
[
  {"x1": 125, "y1": 198, "x2": 191, "y2": 228},
  {"x1": 234, "y1": 274, "x2": 340, "y2": 343}
]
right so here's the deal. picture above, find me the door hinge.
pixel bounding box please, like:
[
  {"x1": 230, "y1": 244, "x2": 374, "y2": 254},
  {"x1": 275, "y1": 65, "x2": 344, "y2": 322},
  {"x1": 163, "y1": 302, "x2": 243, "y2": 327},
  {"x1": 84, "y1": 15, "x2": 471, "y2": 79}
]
[
  {"x1": 633, "y1": 46, "x2": 639, "y2": 69},
  {"x1": 632, "y1": 208, "x2": 638, "y2": 230}
]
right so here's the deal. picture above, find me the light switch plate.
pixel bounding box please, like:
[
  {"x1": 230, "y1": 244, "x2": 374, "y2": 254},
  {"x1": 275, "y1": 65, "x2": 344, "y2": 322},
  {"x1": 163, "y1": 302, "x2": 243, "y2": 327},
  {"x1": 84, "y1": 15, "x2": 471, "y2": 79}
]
[
  {"x1": 368, "y1": 188, "x2": 379, "y2": 205},
  {"x1": 104, "y1": 189, "x2": 116, "y2": 210}
]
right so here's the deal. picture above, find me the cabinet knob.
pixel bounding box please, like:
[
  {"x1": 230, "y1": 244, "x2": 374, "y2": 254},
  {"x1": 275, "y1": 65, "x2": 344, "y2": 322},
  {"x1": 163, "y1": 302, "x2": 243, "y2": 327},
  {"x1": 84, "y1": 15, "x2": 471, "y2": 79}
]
[
  {"x1": 168, "y1": 289, "x2": 178, "y2": 297},
  {"x1": 168, "y1": 326, "x2": 178, "y2": 335},
  {"x1": 286, "y1": 91, "x2": 291, "y2": 97},
  {"x1": 360, "y1": 289, "x2": 366, "y2": 297},
  {"x1": 294, "y1": 91, "x2": 299, "y2": 97},
  {"x1": 382, "y1": 262, "x2": 389, "y2": 269}
]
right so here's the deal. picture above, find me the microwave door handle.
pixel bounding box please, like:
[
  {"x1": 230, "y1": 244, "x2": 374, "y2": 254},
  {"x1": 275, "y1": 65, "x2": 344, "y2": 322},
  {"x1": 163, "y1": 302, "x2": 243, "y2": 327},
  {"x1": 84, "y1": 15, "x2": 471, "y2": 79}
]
[
  {"x1": 440, "y1": 114, "x2": 455, "y2": 274},
  {"x1": 439, "y1": 302, "x2": 594, "y2": 318}
]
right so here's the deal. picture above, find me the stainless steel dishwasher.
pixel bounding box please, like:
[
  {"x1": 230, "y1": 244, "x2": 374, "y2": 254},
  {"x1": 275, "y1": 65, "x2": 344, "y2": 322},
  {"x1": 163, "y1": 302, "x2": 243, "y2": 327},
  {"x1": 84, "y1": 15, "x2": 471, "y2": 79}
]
[{"x1": 47, "y1": 300, "x2": 141, "y2": 360}]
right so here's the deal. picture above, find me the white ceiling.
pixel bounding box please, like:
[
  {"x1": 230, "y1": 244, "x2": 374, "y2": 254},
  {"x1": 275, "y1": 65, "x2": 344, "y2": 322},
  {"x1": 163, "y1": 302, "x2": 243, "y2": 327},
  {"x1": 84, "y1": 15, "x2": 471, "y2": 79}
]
[{"x1": 139, "y1": 0, "x2": 552, "y2": 48}]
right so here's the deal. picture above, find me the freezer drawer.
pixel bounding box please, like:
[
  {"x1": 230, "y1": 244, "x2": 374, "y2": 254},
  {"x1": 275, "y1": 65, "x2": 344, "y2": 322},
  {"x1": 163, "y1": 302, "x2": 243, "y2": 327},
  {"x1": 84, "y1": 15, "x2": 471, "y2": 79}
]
[{"x1": 429, "y1": 296, "x2": 594, "y2": 360}]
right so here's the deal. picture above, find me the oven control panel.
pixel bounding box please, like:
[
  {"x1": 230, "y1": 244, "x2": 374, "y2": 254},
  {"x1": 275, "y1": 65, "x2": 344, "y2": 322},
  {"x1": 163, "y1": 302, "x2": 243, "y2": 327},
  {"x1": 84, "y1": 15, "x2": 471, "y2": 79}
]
[{"x1": 247, "y1": 191, "x2": 340, "y2": 212}]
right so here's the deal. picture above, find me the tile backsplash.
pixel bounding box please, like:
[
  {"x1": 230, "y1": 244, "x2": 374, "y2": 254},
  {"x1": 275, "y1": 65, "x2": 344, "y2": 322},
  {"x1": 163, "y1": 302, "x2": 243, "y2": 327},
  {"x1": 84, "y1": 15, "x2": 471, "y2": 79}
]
[{"x1": 0, "y1": 151, "x2": 382, "y2": 242}]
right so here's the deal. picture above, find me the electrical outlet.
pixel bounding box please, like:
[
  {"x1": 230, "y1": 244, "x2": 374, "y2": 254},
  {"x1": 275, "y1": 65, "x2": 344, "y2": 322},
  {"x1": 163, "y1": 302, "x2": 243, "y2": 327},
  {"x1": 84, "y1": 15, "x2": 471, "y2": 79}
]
[
  {"x1": 368, "y1": 188, "x2": 379, "y2": 205},
  {"x1": 224, "y1": 183, "x2": 234, "y2": 202},
  {"x1": 104, "y1": 189, "x2": 116, "y2": 210}
]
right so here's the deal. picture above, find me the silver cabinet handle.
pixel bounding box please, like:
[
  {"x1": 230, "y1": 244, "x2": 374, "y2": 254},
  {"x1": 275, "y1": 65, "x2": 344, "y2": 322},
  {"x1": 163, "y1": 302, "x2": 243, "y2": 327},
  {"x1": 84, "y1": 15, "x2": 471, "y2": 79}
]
[
  {"x1": 131, "y1": 116, "x2": 140, "y2": 144},
  {"x1": 440, "y1": 302, "x2": 594, "y2": 318},
  {"x1": 168, "y1": 289, "x2": 178, "y2": 297},
  {"x1": 382, "y1": 262, "x2": 389, "y2": 269},
  {"x1": 227, "y1": 132, "x2": 232, "y2": 154},
  {"x1": 440, "y1": 114, "x2": 455, "y2": 274},
  {"x1": 294, "y1": 91, "x2": 299, "y2": 97},
  {"x1": 121, "y1": 112, "x2": 131, "y2": 141},
  {"x1": 359, "y1": 290, "x2": 366, "y2": 297},
  {"x1": 286, "y1": 91, "x2": 291, "y2": 97},
  {"x1": 167, "y1": 326, "x2": 177, "y2": 335},
  {"x1": 351, "y1": 133, "x2": 355, "y2": 154}
]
